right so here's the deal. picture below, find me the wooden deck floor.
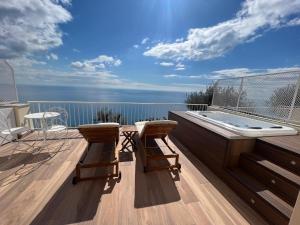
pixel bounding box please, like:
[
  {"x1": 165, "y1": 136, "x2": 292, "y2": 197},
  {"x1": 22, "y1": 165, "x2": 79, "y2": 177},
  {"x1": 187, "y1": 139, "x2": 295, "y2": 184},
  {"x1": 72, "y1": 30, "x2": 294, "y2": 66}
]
[{"x1": 0, "y1": 129, "x2": 268, "y2": 225}]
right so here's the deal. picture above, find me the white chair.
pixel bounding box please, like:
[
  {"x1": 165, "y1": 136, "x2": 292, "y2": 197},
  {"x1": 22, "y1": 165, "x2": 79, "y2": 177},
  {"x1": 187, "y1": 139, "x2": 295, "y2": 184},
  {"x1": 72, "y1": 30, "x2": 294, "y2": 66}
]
[
  {"x1": 0, "y1": 110, "x2": 32, "y2": 158},
  {"x1": 46, "y1": 107, "x2": 68, "y2": 140}
]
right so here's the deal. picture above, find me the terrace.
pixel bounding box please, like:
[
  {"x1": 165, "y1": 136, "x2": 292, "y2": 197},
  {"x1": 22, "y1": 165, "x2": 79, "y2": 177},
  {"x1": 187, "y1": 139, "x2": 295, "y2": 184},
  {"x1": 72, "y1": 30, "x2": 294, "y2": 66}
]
[
  {"x1": 0, "y1": 60, "x2": 300, "y2": 225},
  {"x1": 0, "y1": 130, "x2": 269, "y2": 225}
]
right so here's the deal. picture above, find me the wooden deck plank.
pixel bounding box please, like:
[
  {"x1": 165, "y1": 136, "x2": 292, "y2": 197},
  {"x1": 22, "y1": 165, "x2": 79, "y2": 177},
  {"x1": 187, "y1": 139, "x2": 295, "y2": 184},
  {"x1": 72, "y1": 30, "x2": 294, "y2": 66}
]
[
  {"x1": 0, "y1": 130, "x2": 87, "y2": 225},
  {"x1": 0, "y1": 128, "x2": 268, "y2": 225},
  {"x1": 259, "y1": 135, "x2": 300, "y2": 155}
]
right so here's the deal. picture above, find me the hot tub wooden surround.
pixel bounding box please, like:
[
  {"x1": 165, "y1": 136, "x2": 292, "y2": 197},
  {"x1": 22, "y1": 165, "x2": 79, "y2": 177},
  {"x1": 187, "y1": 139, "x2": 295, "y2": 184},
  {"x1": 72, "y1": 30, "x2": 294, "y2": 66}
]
[
  {"x1": 169, "y1": 111, "x2": 256, "y2": 175},
  {"x1": 169, "y1": 111, "x2": 300, "y2": 225}
]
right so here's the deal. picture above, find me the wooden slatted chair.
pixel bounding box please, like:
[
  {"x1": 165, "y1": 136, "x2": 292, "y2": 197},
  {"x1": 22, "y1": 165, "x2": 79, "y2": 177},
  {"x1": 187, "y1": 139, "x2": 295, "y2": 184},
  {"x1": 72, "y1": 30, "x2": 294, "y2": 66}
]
[
  {"x1": 135, "y1": 120, "x2": 181, "y2": 172},
  {"x1": 73, "y1": 123, "x2": 121, "y2": 184}
]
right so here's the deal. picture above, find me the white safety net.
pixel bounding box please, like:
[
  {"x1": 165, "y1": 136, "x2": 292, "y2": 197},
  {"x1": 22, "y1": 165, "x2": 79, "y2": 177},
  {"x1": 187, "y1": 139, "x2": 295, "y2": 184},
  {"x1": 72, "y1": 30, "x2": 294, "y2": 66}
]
[
  {"x1": 212, "y1": 71, "x2": 300, "y2": 124},
  {"x1": 0, "y1": 60, "x2": 18, "y2": 104}
]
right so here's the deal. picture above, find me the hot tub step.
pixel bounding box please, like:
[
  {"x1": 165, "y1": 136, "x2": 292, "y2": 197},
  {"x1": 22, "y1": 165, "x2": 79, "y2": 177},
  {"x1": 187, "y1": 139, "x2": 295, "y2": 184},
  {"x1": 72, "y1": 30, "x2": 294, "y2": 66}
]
[
  {"x1": 240, "y1": 152, "x2": 300, "y2": 205},
  {"x1": 228, "y1": 168, "x2": 293, "y2": 225},
  {"x1": 255, "y1": 139, "x2": 300, "y2": 176}
]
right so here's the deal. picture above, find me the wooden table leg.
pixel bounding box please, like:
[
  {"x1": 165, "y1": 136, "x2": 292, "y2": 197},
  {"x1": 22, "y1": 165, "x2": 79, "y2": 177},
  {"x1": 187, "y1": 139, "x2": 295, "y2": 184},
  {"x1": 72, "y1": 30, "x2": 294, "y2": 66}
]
[{"x1": 121, "y1": 131, "x2": 137, "y2": 151}]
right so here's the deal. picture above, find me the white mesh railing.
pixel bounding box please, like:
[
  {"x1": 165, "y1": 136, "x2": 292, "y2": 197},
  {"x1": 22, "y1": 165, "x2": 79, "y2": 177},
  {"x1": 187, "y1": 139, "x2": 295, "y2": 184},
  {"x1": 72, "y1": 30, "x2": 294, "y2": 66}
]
[
  {"x1": 0, "y1": 60, "x2": 18, "y2": 104},
  {"x1": 28, "y1": 101, "x2": 208, "y2": 128},
  {"x1": 212, "y1": 70, "x2": 300, "y2": 124}
]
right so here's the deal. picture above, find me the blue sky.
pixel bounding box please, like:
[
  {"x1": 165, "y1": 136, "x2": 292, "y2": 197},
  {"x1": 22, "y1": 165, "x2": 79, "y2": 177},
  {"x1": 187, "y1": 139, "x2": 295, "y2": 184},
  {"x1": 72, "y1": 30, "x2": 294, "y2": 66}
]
[{"x1": 1, "y1": 0, "x2": 300, "y2": 92}]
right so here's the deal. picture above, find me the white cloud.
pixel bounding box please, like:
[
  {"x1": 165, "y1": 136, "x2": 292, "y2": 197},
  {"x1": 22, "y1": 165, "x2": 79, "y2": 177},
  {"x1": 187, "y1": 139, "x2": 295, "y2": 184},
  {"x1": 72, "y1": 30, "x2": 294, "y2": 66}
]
[
  {"x1": 9, "y1": 56, "x2": 46, "y2": 67},
  {"x1": 159, "y1": 61, "x2": 185, "y2": 70},
  {"x1": 132, "y1": 38, "x2": 149, "y2": 49},
  {"x1": 186, "y1": 68, "x2": 256, "y2": 80},
  {"x1": 188, "y1": 75, "x2": 203, "y2": 79},
  {"x1": 175, "y1": 63, "x2": 185, "y2": 71},
  {"x1": 163, "y1": 74, "x2": 182, "y2": 78},
  {"x1": 212, "y1": 67, "x2": 300, "y2": 79},
  {"x1": 72, "y1": 48, "x2": 80, "y2": 53},
  {"x1": 175, "y1": 38, "x2": 184, "y2": 42},
  {"x1": 287, "y1": 17, "x2": 300, "y2": 26},
  {"x1": 160, "y1": 62, "x2": 174, "y2": 67},
  {"x1": 187, "y1": 67, "x2": 300, "y2": 80},
  {"x1": 14, "y1": 66, "x2": 121, "y2": 88},
  {"x1": 71, "y1": 55, "x2": 122, "y2": 72},
  {"x1": 212, "y1": 68, "x2": 253, "y2": 78},
  {"x1": 141, "y1": 37, "x2": 149, "y2": 45},
  {"x1": 175, "y1": 67, "x2": 185, "y2": 71},
  {"x1": 12, "y1": 62, "x2": 202, "y2": 92},
  {"x1": 71, "y1": 70, "x2": 118, "y2": 79},
  {"x1": 144, "y1": 0, "x2": 300, "y2": 61},
  {"x1": 171, "y1": 83, "x2": 207, "y2": 91},
  {"x1": 124, "y1": 82, "x2": 204, "y2": 92},
  {"x1": 46, "y1": 53, "x2": 58, "y2": 60},
  {"x1": 0, "y1": 0, "x2": 72, "y2": 59},
  {"x1": 55, "y1": 0, "x2": 72, "y2": 5},
  {"x1": 266, "y1": 67, "x2": 300, "y2": 73}
]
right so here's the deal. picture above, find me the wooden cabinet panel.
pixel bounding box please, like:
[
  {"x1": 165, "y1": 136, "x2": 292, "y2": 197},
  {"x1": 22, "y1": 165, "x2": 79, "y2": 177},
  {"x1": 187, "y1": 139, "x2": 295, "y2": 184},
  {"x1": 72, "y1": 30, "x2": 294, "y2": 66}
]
[{"x1": 169, "y1": 111, "x2": 228, "y2": 175}]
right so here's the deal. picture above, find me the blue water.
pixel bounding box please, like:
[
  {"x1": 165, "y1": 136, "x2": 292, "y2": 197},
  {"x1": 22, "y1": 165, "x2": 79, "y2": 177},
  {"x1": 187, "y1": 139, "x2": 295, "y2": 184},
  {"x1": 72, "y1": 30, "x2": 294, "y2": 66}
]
[
  {"x1": 17, "y1": 85, "x2": 186, "y2": 103},
  {"x1": 16, "y1": 85, "x2": 189, "y2": 126}
]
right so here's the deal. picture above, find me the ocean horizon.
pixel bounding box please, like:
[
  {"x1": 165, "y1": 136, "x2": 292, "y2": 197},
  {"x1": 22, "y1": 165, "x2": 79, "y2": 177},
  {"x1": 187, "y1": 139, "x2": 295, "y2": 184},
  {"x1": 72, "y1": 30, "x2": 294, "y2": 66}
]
[
  {"x1": 17, "y1": 84, "x2": 188, "y2": 103},
  {"x1": 16, "y1": 84, "x2": 191, "y2": 126}
]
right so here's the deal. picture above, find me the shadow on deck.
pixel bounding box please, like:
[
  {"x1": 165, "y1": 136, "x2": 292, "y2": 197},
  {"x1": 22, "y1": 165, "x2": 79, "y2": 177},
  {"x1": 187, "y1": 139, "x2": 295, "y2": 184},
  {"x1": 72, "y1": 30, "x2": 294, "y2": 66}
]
[
  {"x1": 31, "y1": 137, "x2": 182, "y2": 225},
  {"x1": 134, "y1": 138, "x2": 181, "y2": 208},
  {"x1": 0, "y1": 129, "x2": 267, "y2": 225}
]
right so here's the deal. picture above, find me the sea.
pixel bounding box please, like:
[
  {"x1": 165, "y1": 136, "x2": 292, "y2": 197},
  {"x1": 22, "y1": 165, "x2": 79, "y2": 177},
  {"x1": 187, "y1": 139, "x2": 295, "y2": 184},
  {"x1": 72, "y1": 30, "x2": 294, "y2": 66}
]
[
  {"x1": 17, "y1": 85, "x2": 187, "y2": 103},
  {"x1": 16, "y1": 85, "x2": 189, "y2": 126}
]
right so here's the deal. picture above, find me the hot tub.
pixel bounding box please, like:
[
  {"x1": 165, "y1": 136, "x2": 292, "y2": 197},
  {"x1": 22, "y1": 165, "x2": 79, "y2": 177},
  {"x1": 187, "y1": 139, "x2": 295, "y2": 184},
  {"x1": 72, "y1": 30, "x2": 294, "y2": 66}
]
[{"x1": 186, "y1": 111, "x2": 298, "y2": 137}]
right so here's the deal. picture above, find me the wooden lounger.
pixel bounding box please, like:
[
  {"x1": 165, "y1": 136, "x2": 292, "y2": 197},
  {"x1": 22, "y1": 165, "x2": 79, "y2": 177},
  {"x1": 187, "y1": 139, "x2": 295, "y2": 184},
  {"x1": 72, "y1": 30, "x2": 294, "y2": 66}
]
[
  {"x1": 135, "y1": 120, "x2": 181, "y2": 172},
  {"x1": 73, "y1": 123, "x2": 121, "y2": 184}
]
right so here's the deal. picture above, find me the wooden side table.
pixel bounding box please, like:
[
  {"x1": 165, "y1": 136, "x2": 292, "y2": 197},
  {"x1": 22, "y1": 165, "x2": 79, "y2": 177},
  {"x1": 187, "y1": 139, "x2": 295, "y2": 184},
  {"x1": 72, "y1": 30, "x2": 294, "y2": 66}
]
[{"x1": 121, "y1": 125, "x2": 138, "y2": 151}]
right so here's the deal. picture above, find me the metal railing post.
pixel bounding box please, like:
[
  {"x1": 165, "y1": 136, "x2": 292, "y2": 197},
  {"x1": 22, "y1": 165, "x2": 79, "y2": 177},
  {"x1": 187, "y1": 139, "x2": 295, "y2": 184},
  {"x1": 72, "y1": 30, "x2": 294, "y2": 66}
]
[
  {"x1": 288, "y1": 74, "x2": 300, "y2": 122},
  {"x1": 211, "y1": 80, "x2": 218, "y2": 106},
  {"x1": 236, "y1": 77, "x2": 244, "y2": 110},
  {"x1": 91, "y1": 104, "x2": 94, "y2": 124}
]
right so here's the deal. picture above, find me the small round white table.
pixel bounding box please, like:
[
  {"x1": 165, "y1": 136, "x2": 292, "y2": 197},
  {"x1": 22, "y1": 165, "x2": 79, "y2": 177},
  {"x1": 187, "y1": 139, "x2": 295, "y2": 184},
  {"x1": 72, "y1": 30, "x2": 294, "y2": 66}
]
[{"x1": 24, "y1": 112, "x2": 60, "y2": 142}]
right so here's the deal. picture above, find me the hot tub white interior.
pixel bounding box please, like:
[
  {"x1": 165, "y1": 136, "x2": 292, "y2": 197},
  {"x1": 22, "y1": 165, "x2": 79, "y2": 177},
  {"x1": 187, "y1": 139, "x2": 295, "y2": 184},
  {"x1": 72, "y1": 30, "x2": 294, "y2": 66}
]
[{"x1": 185, "y1": 111, "x2": 298, "y2": 137}]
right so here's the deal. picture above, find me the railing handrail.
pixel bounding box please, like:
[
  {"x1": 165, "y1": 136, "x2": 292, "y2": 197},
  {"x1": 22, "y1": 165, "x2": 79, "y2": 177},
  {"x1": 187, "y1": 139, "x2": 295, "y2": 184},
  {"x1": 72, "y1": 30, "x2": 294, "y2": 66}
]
[
  {"x1": 28, "y1": 101, "x2": 208, "y2": 127},
  {"x1": 215, "y1": 69, "x2": 300, "y2": 81},
  {"x1": 222, "y1": 106, "x2": 297, "y2": 109},
  {"x1": 28, "y1": 100, "x2": 208, "y2": 106}
]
